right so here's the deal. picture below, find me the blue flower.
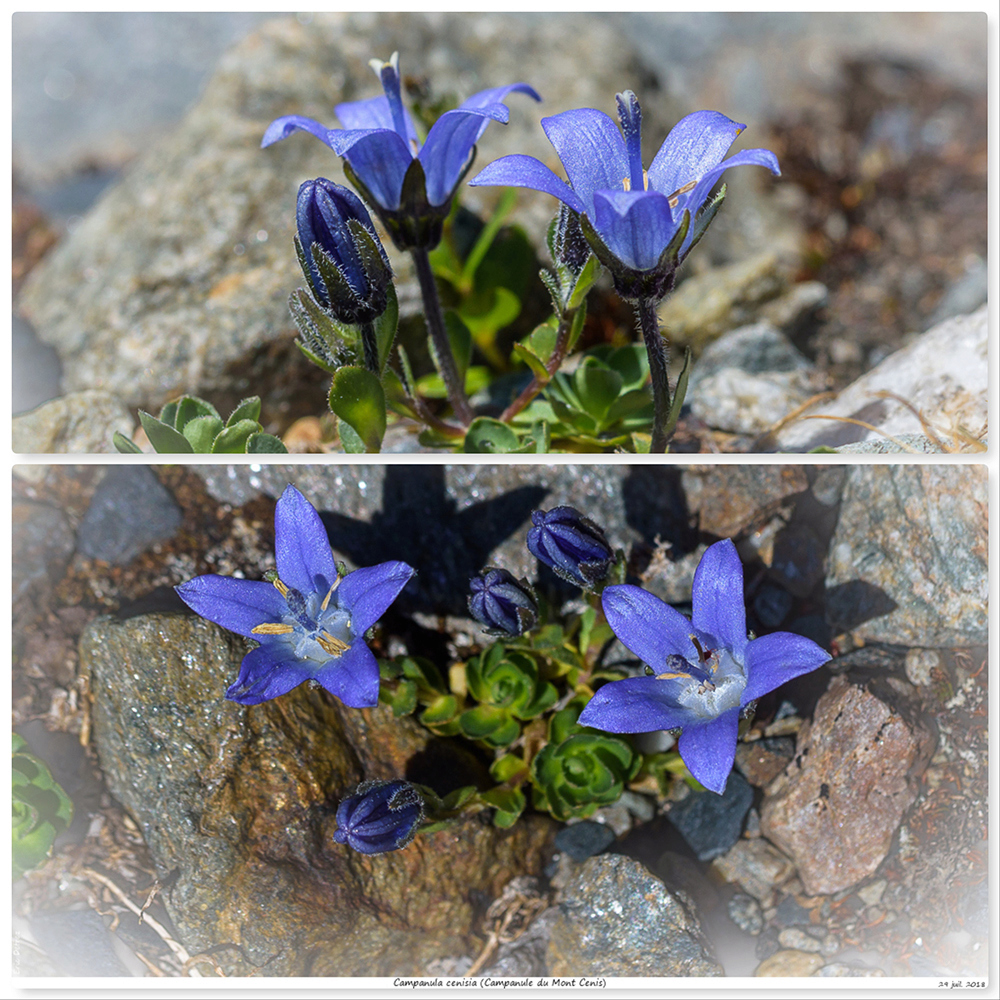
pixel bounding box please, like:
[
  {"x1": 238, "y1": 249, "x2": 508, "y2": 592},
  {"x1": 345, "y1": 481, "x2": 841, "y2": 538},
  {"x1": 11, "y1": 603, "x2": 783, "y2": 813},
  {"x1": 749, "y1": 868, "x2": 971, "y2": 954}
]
[
  {"x1": 527, "y1": 506, "x2": 614, "y2": 590},
  {"x1": 295, "y1": 178, "x2": 392, "y2": 323},
  {"x1": 333, "y1": 779, "x2": 425, "y2": 855},
  {"x1": 470, "y1": 92, "x2": 779, "y2": 298},
  {"x1": 176, "y1": 485, "x2": 414, "y2": 708},
  {"x1": 469, "y1": 568, "x2": 538, "y2": 637},
  {"x1": 578, "y1": 539, "x2": 830, "y2": 794},
  {"x1": 263, "y1": 52, "x2": 540, "y2": 249}
]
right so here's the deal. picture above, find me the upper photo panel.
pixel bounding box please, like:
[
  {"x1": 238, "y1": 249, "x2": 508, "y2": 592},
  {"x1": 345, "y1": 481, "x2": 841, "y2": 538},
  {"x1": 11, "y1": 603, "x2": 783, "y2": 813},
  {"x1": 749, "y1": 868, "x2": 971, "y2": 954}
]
[{"x1": 13, "y1": 12, "x2": 988, "y2": 455}]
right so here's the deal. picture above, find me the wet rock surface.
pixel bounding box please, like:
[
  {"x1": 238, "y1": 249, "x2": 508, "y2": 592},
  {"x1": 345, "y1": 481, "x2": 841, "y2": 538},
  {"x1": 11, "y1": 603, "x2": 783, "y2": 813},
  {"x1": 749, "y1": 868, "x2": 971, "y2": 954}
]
[{"x1": 546, "y1": 854, "x2": 723, "y2": 977}]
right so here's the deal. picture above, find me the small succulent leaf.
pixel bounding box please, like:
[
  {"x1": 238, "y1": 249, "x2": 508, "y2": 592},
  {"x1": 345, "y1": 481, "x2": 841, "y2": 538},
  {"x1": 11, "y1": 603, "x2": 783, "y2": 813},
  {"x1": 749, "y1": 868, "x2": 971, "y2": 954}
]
[
  {"x1": 245, "y1": 432, "x2": 288, "y2": 454},
  {"x1": 490, "y1": 753, "x2": 529, "y2": 784},
  {"x1": 183, "y1": 414, "x2": 225, "y2": 452},
  {"x1": 158, "y1": 400, "x2": 180, "y2": 428},
  {"x1": 227, "y1": 396, "x2": 262, "y2": 426},
  {"x1": 441, "y1": 784, "x2": 478, "y2": 811},
  {"x1": 573, "y1": 358, "x2": 623, "y2": 422},
  {"x1": 210, "y1": 419, "x2": 260, "y2": 454},
  {"x1": 566, "y1": 299, "x2": 589, "y2": 353},
  {"x1": 112, "y1": 431, "x2": 142, "y2": 454},
  {"x1": 511, "y1": 342, "x2": 550, "y2": 382},
  {"x1": 480, "y1": 785, "x2": 526, "y2": 827},
  {"x1": 420, "y1": 694, "x2": 460, "y2": 728},
  {"x1": 138, "y1": 411, "x2": 194, "y2": 453},
  {"x1": 338, "y1": 419, "x2": 367, "y2": 454},
  {"x1": 176, "y1": 395, "x2": 221, "y2": 430},
  {"x1": 463, "y1": 417, "x2": 521, "y2": 454},
  {"x1": 390, "y1": 679, "x2": 418, "y2": 717},
  {"x1": 13, "y1": 734, "x2": 74, "y2": 879},
  {"x1": 606, "y1": 388, "x2": 655, "y2": 425},
  {"x1": 329, "y1": 366, "x2": 386, "y2": 453},
  {"x1": 577, "y1": 606, "x2": 597, "y2": 656},
  {"x1": 567, "y1": 253, "x2": 598, "y2": 310}
]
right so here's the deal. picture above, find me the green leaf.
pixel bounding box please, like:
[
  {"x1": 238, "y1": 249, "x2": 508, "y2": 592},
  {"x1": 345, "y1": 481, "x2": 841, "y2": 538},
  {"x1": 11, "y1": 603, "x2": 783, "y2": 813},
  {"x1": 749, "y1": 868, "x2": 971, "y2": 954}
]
[
  {"x1": 490, "y1": 753, "x2": 529, "y2": 784},
  {"x1": 460, "y1": 286, "x2": 521, "y2": 342},
  {"x1": 175, "y1": 395, "x2": 221, "y2": 431},
  {"x1": 181, "y1": 414, "x2": 225, "y2": 452},
  {"x1": 463, "y1": 417, "x2": 521, "y2": 454},
  {"x1": 13, "y1": 734, "x2": 73, "y2": 879},
  {"x1": 573, "y1": 359, "x2": 623, "y2": 423},
  {"x1": 566, "y1": 300, "x2": 588, "y2": 354},
  {"x1": 328, "y1": 366, "x2": 386, "y2": 453},
  {"x1": 374, "y1": 282, "x2": 399, "y2": 375},
  {"x1": 459, "y1": 705, "x2": 520, "y2": 746},
  {"x1": 444, "y1": 311, "x2": 473, "y2": 380},
  {"x1": 415, "y1": 365, "x2": 491, "y2": 400},
  {"x1": 420, "y1": 694, "x2": 460, "y2": 728},
  {"x1": 227, "y1": 396, "x2": 262, "y2": 426},
  {"x1": 441, "y1": 785, "x2": 478, "y2": 812},
  {"x1": 461, "y1": 188, "x2": 518, "y2": 290},
  {"x1": 158, "y1": 400, "x2": 180, "y2": 428},
  {"x1": 662, "y1": 346, "x2": 693, "y2": 445},
  {"x1": 577, "y1": 606, "x2": 597, "y2": 657},
  {"x1": 138, "y1": 411, "x2": 193, "y2": 453},
  {"x1": 511, "y1": 342, "x2": 550, "y2": 382},
  {"x1": 480, "y1": 785, "x2": 526, "y2": 827},
  {"x1": 211, "y1": 419, "x2": 261, "y2": 454},
  {"x1": 246, "y1": 432, "x2": 288, "y2": 454},
  {"x1": 390, "y1": 679, "x2": 418, "y2": 717},
  {"x1": 112, "y1": 431, "x2": 142, "y2": 454},
  {"x1": 338, "y1": 419, "x2": 366, "y2": 454},
  {"x1": 567, "y1": 254, "x2": 598, "y2": 310}
]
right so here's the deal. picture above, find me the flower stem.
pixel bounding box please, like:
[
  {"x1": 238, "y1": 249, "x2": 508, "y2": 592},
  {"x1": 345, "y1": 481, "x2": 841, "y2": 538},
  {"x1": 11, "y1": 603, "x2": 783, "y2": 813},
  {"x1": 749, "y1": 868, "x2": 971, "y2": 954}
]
[
  {"x1": 359, "y1": 321, "x2": 379, "y2": 374},
  {"x1": 635, "y1": 297, "x2": 673, "y2": 453},
  {"x1": 499, "y1": 306, "x2": 577, "y2": 423},
  {"x1": 410, "y1": 246, "x2": 474, "y2": 426}
]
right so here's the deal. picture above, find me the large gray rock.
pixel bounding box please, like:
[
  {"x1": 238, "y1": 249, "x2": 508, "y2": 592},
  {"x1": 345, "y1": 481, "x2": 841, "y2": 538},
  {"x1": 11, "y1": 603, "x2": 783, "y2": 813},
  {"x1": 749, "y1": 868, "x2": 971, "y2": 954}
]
[
  {"x1": 770, "y1": 306, "x2": 988, "y2": 452},
  {"x1": 17, "y1": 13, "x2": 683, "y2": 418},
  {"x1": 825, "y1": 465, "x2": 987, "y2": 646},
  {"x1": 12, "y1": 390, "x2": 133, "y2": 454}
]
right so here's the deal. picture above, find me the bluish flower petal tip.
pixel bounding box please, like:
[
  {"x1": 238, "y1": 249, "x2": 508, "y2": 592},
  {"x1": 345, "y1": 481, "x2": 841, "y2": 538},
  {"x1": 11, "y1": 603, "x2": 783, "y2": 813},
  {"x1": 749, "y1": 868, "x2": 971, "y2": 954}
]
[
  {"x1": 578, "y1": 539, "x2": 830, "y2": 794},
  {"x1": 469, "y1": 568, "x2": 538, "y2": 637},
  {"x1": 175, "y1": 485, "x2": 415, "y2": 709},
  {"x1": 263, "y1": 51, "x2": 540, "y2": 250},
  {"x1": 333, "y1": 779, "x2": 425, "y2": 854},
  {"x1": 527, "y1": 506, "x2": 614, "y2": 590},
  {"x1": 470, "y1": 92, "x2": 779, "y2": 300}
]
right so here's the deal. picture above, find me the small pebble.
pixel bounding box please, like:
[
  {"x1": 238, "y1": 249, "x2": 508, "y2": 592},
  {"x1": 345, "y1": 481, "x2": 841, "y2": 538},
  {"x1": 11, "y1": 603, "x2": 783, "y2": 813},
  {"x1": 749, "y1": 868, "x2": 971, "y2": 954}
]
[
  {"x1": 553, "y1": 821, "x2": 615, "y2": 862},
  {"x1": 755, "y1": 949, "x2": 825, "y2": 977},
  {"x1": 778, "y1": 927, "x2": 824, "y2": 953},
  {"x1": 904, "y1": 648, "x2": 940, "y2": 687},
  {"x1": 727, "y1": 893, "x2": 764, "y2": 935},
  {"x1": 855, "y1": 878, "x2": 887, "y2": 908}
]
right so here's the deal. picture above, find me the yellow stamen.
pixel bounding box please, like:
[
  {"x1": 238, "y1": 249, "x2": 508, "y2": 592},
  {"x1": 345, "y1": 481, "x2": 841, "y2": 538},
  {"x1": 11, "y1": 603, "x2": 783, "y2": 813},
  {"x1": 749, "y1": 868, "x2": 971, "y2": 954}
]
[
  {"x1": 643, "y1": 168, "x2": 649, "y2": 191},
  {"x1": 320, "y1": 575, "x2": 341, "y2": 612},
  {"x1": 272, "y1": 577, "x2": 289, "y2": 598},
  {"x1": 251, "y1": 623, "x2": 295, "y2": 636},
  {"x1": 622, "y1": 176, "x2": 631, "y2": 192},
  {"x1": 667, "y1": 179, "x2": 697, "y2": 209},
  {"x1": 317, "y1": 631, "x2": 350, "y2": 656},
  {"x1": 656, "y1": 670, "x2": 692, "y2": 681}
]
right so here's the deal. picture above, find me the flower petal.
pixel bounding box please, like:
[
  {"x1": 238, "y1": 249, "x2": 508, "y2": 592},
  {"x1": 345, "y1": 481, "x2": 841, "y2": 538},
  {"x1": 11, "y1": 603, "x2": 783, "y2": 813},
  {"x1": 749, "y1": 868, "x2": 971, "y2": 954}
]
[
  {"x1": 314, "y1": 641, "x2": 380, "y2": 707},
  {"x1": 261, "y1": 114, "x2": 336, "y2": 151},
  {"x1": 541, "y1": 108, "x2": 628, "y2": 215},
  {"x1": 327, "y1": 129, "x2": 414, "y2": 210},
  {"x1": 457, "y1": 82, "x2": 542, "y2": 113},
  {"x1": 335, "y1": 95, "x2": 419, "y2": 145},
  {"x1": 226, "y1": 645, "x2": 311, "y2": 705},
  {"x1": 175, "y1": 576, "x2": 286, "y2": 638},
  {"x1": 691, "y1": 539, "x2": 747, "y2": 657},
  {"x1": 741, "y1": 632, "x2": 831, "y2": 705},
  {"x1": 274, "y1": 485, "x2": 338, "y2": 597},
  {"x1": 578, "y1": 675, "x2": 697, "y2": 733},
  {"x1": 646, "y1": 110, "x2": 746, "y2": 199},
  {"x1": 602, "y1": 585, "x2": 698, "y2": 668},
  {"x1": 469, "y1": 154, "x2": 584, "y2": 214},
  {"x1": 677, "y1": 707, "x2": 740, "y2": 794},
  {"x1": 419, "y1": 106, "x2": 508, "y2": 205},
  {"x1": 591, "y1": 189, "x2": 677, "y2": 271},
  {"x1": 336, "y1": 560, "x2": 415, "y2": 634},
  {"x1": 678, "y1": 147, "x2": 780, "y2": 253}
]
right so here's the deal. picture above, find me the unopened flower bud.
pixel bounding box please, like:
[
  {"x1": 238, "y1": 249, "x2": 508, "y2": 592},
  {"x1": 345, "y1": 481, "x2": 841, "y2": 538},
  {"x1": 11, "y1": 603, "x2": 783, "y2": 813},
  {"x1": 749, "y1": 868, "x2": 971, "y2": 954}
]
[
  {"x1": 296, "y1": 178, "x2": 393, "y2": 324},
  {"x1": 469, "y1": 568, "x2": 538, "y2": 637},
  {"x1": 527, "y1": 506, "x2": 614, "y2": 590},
  {"x1": 332, "y1": 779, "x2": 424, "y2": 855}
]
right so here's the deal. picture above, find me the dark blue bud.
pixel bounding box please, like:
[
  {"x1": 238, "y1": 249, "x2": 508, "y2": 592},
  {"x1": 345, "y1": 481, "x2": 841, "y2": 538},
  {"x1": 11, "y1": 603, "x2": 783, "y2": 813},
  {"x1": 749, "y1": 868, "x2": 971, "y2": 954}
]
[
  {"x1": 332, "y1": 779, "x2": 424, "y2": 855},
  {"x1": 296, "y1": 178, "x2": 393, "y2": 323},
  {"x1": 469, "y1": 568, "x2": 538, "y2": 637},
  {"x1": 527, "y1": 506, "x2": 614, "y2": 590}
]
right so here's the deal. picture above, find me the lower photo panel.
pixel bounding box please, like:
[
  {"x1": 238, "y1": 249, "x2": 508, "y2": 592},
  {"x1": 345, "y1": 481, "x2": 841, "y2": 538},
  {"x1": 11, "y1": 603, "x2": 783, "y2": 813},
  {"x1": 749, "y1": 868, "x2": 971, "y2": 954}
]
[{"x1": 12, "y1": 463, "x2": 988, "y2": 979}]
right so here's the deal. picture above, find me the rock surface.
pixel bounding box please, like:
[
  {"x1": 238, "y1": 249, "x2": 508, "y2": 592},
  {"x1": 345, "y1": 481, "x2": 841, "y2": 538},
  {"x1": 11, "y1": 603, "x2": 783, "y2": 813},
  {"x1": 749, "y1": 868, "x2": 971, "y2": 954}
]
[
  {"x1": 12, "y1": 390, "x2": 133, "y2": 454},
  {"x1": 770, "y1": 306, "x2": 988, "y2": 452},
  {"x1": 825, "y1": 465, "x2": 987, "y2": 646},
  {"x1": 760, "y1": 675, "x2": 935, "y2": 896},
  {"x1": 545, "y1": 854, "x2": 723, "y2": 976},
  {"x1": 80, "y1": 612, "x2": 554, "y2": 976}
]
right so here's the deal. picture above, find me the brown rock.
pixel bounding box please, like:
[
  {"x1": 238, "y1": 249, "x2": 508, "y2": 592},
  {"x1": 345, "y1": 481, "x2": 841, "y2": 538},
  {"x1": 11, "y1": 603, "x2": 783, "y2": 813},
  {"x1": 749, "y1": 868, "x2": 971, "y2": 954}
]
[
  {"x1": 735, "y1": 737, "x2": 795, "y2": 788},
  {"x1": 81, "y1": 613, "x2": 554, "y2": 976},
  {"x1": 760, "y1": 675, "x2": 935, "y2": 896},
  {"x1": 755, "y1": 949, "x2": 825, "y2": 977},
  {"x1": 681, "y1": 465, "x2": 809, "y2": 538},
  {"x1": 710, "y1": 838, "x2": 796, "y2": 905}
]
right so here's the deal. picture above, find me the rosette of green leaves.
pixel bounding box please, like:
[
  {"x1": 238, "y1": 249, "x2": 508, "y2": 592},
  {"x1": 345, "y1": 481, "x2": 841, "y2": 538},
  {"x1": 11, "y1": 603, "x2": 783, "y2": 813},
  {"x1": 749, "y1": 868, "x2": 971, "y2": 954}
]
[
  {"x1": 114, "y1": 395, "x2": 286, "y2": 454},
  {"x1": 459, "y1": 643, "x2": 558, "y2": 748},
  {"x1": 530, "y1": 699, "x2": 639, "y2": 821},
  {"x1": 379, "y1": 656, "x2": 463, "y2": 736},
  {"x1": 13, "y1": 734, "x2": 73, "y2": 879}
]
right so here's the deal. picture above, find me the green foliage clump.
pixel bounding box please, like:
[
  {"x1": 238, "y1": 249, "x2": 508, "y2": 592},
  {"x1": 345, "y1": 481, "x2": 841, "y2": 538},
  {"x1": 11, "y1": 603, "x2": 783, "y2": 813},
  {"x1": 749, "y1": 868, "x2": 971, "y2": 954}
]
[{"x1": 13, "y1": 734, "x2": 73, "y2": 879}]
